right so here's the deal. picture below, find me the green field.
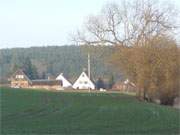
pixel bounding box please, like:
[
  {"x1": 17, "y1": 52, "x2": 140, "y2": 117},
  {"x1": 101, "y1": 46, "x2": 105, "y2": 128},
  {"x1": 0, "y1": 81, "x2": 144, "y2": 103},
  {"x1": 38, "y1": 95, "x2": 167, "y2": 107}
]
[{"x1": 1, "y1": 87, "x2": 180, "y2": 134}]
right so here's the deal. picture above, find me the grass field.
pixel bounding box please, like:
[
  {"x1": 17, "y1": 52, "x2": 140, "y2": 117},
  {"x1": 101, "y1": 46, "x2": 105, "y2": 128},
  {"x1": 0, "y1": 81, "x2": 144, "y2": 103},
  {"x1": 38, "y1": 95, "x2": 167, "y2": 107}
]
[{"x1": 1, "y1": 87, "x2": 180, "y2": 134}]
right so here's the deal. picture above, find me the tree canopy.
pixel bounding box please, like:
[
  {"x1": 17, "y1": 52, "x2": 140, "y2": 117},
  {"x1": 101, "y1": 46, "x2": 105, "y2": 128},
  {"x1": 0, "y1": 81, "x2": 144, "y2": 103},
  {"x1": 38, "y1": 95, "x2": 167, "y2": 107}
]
[{"x1": 74, "y1": 0, "x2": 180, "y2": 105}]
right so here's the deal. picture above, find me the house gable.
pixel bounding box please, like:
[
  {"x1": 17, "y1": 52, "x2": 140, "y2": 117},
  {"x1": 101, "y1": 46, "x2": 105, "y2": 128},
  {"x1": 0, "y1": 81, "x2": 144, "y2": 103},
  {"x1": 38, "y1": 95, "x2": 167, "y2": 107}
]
[
  {"x1": 11, "y1": 69, "x2": 32, "y2": 88},
  {"x1": 73, "y1": 72, "x2": 95, "y2": 90},
  {"x1": 11, "y1": 69, "x2": 32, "y2": 84},
  {"x1": 56, "y1": 73, "x2": 72, "y2": 88}
]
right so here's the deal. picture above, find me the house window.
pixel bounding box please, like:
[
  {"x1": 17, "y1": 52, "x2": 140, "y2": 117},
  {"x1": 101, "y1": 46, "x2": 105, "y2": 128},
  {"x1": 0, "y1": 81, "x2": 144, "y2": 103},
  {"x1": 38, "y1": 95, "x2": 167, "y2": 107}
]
[
  {"x1": 16, "y1": 75, "x2": 24, "y2": 79},
  {"x1": 84, "y1": 81, "x2": 88, "y2": 84}
]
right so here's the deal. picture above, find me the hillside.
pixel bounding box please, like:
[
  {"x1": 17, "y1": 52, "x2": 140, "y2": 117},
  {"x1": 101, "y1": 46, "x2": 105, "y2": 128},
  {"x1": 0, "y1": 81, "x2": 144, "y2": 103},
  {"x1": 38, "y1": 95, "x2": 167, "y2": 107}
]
[
  {"x1": 1, "y1": 87, "x2": 179, "y2": 134},
  {"x1": 0, "y1": 45, "x2": 120, "y2": 83}
]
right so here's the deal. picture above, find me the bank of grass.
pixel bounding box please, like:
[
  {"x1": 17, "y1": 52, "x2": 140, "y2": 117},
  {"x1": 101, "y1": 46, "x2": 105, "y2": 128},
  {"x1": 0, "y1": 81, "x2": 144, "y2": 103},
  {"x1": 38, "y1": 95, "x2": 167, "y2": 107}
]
[{"x1": 1, "y1": 87, "x2": 179, "y2": 134}]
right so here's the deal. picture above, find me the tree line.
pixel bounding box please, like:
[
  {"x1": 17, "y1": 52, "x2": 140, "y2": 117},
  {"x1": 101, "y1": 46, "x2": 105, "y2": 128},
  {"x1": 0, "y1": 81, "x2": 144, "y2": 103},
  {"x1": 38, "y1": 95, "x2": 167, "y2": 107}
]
[
  {"x1": 0, "y1": 45, "x2": 119, "y2": 84},
  {"x1": 74, "y1": 0, "x2": 180, "y2": 105}
]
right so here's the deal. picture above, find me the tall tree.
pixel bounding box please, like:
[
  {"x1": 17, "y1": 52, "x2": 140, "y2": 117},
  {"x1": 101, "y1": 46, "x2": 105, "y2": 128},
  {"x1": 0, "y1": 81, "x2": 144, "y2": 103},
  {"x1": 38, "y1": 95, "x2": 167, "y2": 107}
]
[
  {"x1": 23, "y1": 57, "x2": 38, "y2": 79},
  {"x1": 108, "y1": 74, "x2": 115, "y2": 89},
  {"x1": 74, "y1": 0, "x2": 178, "y2": 46},
  {"x1": 111, "y1": 36, "x2": 179, "y2": 104},
  {"x1": 74, "y1": 0, "x2": 179, "y2": 105},
  {"x1": 96, "y1": 78, "x2": 105, "y2": 90}
]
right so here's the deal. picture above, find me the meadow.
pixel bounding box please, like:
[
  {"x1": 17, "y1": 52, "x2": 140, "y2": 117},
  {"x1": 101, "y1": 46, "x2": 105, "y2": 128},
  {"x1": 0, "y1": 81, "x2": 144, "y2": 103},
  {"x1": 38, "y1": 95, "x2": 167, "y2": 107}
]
[{"x1": 1, "y1": 87, "x2": 179, "y2": 134}]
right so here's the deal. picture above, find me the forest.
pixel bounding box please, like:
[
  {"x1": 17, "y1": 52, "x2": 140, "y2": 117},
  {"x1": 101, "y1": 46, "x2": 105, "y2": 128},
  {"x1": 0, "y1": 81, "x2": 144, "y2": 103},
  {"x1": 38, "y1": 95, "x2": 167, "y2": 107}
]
[{"x1": 0, "y1": 45, "x2": 120, "y2": 83}]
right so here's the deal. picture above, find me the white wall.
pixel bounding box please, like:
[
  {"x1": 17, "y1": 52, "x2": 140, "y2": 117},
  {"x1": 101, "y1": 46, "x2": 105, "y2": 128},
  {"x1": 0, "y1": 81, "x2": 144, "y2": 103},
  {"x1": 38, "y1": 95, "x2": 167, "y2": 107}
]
[{"x1": 73, "y1": 72, "x2": 95, "y2": 90}]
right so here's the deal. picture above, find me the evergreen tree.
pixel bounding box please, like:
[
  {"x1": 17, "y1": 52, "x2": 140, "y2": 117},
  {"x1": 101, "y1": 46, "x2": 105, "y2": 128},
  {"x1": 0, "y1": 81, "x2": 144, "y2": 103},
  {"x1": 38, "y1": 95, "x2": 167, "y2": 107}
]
[
  {"x1": 108, "y1": 74, "x2": 115, "y2": 89},
  {"x1": 12, "y1": 63, "x2": 20, "y2": 73},
  {"x1": 23, "y1": 57, "x2": 38, "y2": 79},
  {"x1": 96, "y1": 77, "x2": 105, "y2": 90},
  {"x1": 41, "y1": 71, "x2": 46, "y2": 79},
  {"x1": 31, "y1": 65, "x2": 38, "y2": 79}
]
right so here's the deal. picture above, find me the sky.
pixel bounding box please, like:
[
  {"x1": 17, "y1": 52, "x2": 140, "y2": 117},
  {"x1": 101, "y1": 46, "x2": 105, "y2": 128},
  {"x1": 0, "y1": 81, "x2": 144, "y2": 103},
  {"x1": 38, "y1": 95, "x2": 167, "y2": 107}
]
[{"x1": 0, "y1": 0, "x2": 180, "y2": 49}]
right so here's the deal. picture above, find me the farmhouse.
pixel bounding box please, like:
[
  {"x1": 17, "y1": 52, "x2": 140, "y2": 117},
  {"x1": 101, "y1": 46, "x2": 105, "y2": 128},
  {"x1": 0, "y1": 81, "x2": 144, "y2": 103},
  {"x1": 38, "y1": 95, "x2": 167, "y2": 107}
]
[
  {"x1": 73, "y1": 71, "x2": 95, "y2": 90},
  {"x1": 11, "y1": 69, "x2": 32, "y2": 88},
  {"x1": 11, "y1": 69, "x2": 62, "y2": 90},
  {"x1": 56, "y1": 73, "x2": 72, "y2": 88},
  {"x1": 113, "y1": 79, "x2": 136, "y2": 92}
]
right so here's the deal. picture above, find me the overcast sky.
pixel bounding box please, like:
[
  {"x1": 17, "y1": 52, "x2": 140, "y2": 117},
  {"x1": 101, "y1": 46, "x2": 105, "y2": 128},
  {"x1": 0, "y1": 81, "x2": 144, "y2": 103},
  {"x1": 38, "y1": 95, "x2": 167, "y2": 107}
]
[{"x1": 0, "y1": 0, "x2": 180, "y2": 49}]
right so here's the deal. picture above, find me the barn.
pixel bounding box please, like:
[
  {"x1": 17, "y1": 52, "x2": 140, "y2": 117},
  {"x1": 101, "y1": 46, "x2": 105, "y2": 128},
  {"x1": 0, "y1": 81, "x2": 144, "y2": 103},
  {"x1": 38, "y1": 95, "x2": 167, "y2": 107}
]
[{"x1": 10, "y1": 69, "x2": 62, "y2": 90}]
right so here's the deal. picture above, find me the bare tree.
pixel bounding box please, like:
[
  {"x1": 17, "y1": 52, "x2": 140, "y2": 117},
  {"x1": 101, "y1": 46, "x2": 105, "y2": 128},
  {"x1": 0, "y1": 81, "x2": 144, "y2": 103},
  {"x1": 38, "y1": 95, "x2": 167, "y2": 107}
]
[
  {"x1": 111, "y1": 36, "x2": 179, "y2": 104},
  {"x1": 73, "y1": 0, "x2": 178, "y2": 46},
  {"x1": 73, "y1": 0, "x2": 180, "y2": 105}
]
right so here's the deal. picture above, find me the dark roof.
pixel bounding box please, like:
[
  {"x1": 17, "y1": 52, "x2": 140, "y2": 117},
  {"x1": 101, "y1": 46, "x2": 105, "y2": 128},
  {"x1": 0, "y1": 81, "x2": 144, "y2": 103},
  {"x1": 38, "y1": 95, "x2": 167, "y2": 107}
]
[
  {"x1": 11, "y1": 69, "x2": 32, "y2": 83},
  {"x1": 32, "y1": 80, "x2": 62, "y2": 86}
]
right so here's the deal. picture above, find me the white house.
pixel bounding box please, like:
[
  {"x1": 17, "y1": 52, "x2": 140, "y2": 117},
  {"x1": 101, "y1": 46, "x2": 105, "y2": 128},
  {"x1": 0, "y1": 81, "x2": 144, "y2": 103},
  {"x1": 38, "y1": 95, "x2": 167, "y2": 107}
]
[
  {"x1": 56, "y1": 73, "x2": 72, "y2": 88},
  {"x1": 73, "y1": 71, "x2": 95, "y2": 90}
]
